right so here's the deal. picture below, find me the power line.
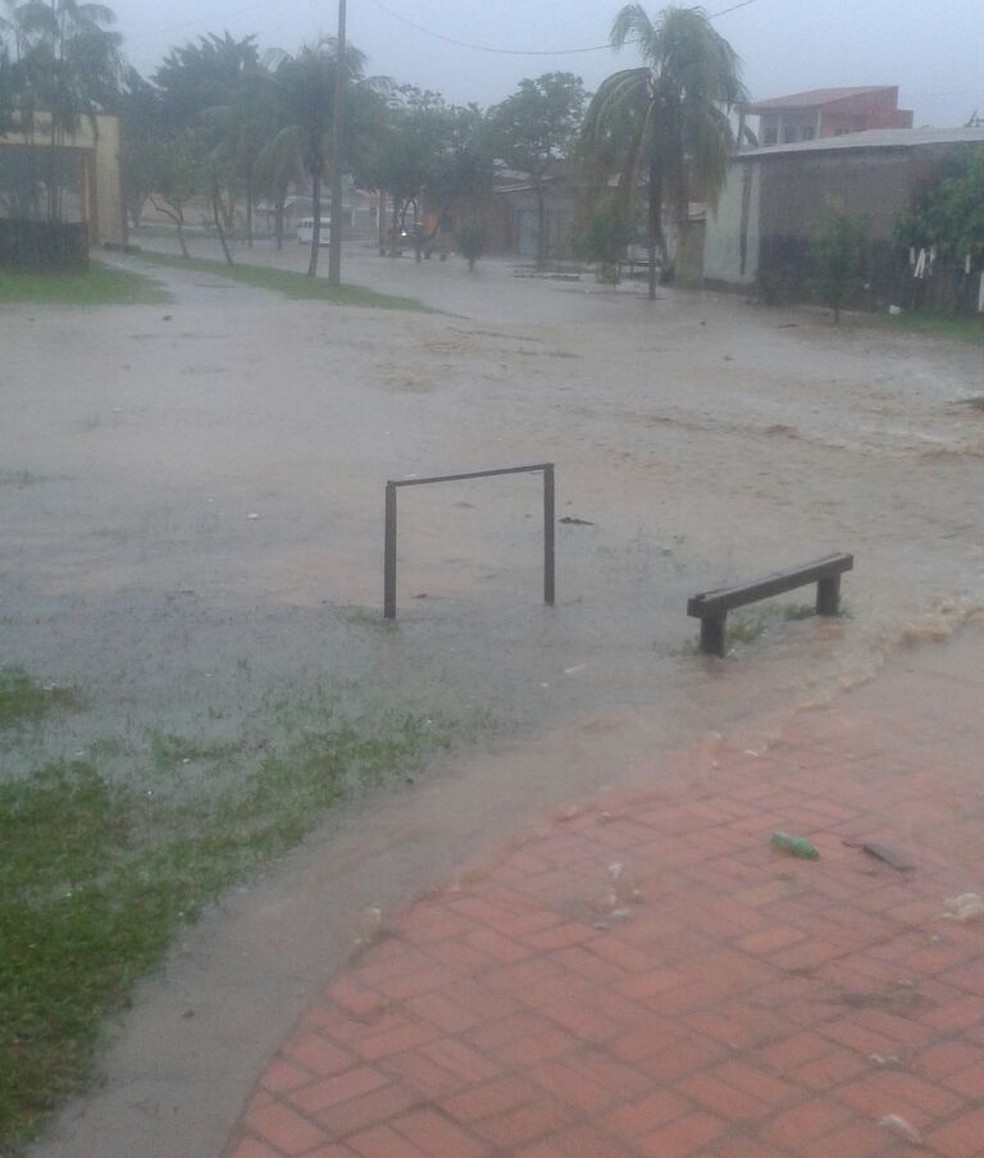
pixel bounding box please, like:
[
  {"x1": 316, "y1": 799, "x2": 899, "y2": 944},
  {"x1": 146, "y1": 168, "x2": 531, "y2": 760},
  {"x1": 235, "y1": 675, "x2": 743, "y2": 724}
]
[{"x1": 363, "y1": 0, "x2": 761, "y2": 58}]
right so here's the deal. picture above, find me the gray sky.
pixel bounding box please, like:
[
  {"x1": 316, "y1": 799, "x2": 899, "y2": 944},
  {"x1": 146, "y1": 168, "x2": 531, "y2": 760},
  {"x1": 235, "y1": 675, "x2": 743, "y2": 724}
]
[{"x1": 111, "y1": 0, "x2": 983, "y2": 128}]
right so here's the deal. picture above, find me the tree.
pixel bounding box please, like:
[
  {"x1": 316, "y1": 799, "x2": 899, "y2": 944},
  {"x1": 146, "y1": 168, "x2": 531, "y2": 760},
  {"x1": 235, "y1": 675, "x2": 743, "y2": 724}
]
[
  {"x1": 574, "y1": 200, "x2": 638, "y2": 283},
  {"x1": 893, "y1": 150, "x2": 984, "y2": 313},
  {"x1": 154, "y1": 32, "x2": 259, "y2": 133},
  {"x1": 364, "y1": 91, "x2": 493, "y2": 259},
  {"x1": 579, "y1": 4, "x2": 746, "y2": 299},
  {"x1": 118, "y1": 65, "x2": 162, "y2": 227},
  {"x1": 254, "y1": 122, "x2": 303, "y2": 250},
  {"x1": 490, "y1": 72, "x2": 587, "y2": 270},
  {"x1": 154, "y1": 33, "x2": 268, "y2": 252},
  {"x1": 142, "y1": 131, "x2": 206, "y2": 258},
  {"x1": 274, "y1": 36, "x2": 369, "y2": 276},
  {"x1": 810, "y1": 198, "x2": 870, "y2": 323}
]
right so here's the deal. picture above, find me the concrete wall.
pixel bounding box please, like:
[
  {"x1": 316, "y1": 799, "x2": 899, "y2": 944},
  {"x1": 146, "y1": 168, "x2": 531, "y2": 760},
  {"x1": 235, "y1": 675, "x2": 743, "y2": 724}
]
[
  {"x1": 705, "y1": 138, "x2": 984, "y2": 289},
  {"x1": 704, "y1": 159, "x2": 761, "y2": 286}
]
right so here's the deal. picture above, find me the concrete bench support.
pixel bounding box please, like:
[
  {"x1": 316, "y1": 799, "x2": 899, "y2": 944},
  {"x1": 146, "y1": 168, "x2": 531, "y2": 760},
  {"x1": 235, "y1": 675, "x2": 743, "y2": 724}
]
[{"x1": 687, "y1": 552, "x2": 854, "y2": 657}]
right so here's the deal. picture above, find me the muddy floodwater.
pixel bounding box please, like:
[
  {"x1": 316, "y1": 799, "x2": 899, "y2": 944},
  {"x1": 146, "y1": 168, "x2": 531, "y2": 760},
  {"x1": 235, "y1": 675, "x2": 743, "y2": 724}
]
[
  {"x1": 4, "y1": 243, "x2": 983, "y2": 781},
  {"x1": 5, "y1": 239, "x2": 984, "y2": 1158}
]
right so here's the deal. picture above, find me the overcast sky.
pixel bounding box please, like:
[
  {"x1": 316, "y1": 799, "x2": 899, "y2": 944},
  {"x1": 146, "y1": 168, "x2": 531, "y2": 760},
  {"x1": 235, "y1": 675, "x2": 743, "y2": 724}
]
[{"x1": 110, "y1": 0, "x2": 983, "y2": 128}]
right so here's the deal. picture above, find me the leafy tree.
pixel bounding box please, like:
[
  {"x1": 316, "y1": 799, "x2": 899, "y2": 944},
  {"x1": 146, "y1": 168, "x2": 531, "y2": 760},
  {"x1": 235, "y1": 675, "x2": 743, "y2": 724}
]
[
  {"x1": 153, "y1": 33, "x2": 271, "y2": 253},
  {"x1": 143, "y1": 131, "x2": 206, "y2": 258},
  {"x1": 893, "y1": 150, "x2": 984, "y2": 313},
  {"x1": 580, "y1": 4, "x2": 746, "y2": 299},
  {"x1": 154, "y1": 32, "x2": 259, "y2": 133},
  {"x1": 574, "y1": 200, "x2": 637, "y2": 283},
  {"x1": 810, "y1": 198, "x2": 870, "y2": 323},
  {"x1": 365, "y1": 90, "x2": 493, "y2": 259},
  {"x1": 489, "y1": 72, "x2": 587, "y2": 270}
]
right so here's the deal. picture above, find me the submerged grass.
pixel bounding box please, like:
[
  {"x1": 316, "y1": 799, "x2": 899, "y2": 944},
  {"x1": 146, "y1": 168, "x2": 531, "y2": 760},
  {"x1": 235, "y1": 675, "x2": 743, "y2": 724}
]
[
  {"x1": 0, "y1": 671, "x2": 451, "y2": 1153},
  {"x1": 0, "y1": 667, "x2": 80, "y2": 731},
  {"x1": 0, "y1": 263, "x2": 171, "y2": 306},
  {"x1": 132, "y1": 250, "x2": 432, "y2": 312}
]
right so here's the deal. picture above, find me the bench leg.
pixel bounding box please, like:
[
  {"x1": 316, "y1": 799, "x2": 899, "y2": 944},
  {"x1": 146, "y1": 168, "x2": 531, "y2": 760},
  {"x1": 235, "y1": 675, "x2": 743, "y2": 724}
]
[
  {"x1": 700, "y1": 614, "x2": 727, "y2": 657},
  {"x1": 816, "y1": 574, "x2": 841, "y2": 617}
]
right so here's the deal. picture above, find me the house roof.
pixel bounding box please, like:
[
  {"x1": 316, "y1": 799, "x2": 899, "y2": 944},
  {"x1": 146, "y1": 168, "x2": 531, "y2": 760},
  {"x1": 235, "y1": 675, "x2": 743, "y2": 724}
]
[
  {"x1": 739, "y1": 125, "x2": 984, "y2": 158},
  {"x1": 745, "y1": 86, "x2": 896, "y2": 113}
]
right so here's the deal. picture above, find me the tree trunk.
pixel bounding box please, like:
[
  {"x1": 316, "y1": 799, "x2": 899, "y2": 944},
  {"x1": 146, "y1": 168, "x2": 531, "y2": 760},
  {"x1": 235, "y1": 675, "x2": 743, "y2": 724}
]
[
  {"x1": 535, "y1": 179, "x2": 547, "y2": 271},
  {"x1": 647, "y1": 161, "x2": 669, "y2": 301},
  {"x1": 245, "y1": 173, "x2": 254, "y2": 247},
  {"x1": 308, "y1": 167, "x2": 322, "y2": 277},
  {"x1": 212, "y1": 180, "x2": 234, "y2": 266},
  {"x1": 176, "y1": 213, "x2": 190, "y2": 259}
]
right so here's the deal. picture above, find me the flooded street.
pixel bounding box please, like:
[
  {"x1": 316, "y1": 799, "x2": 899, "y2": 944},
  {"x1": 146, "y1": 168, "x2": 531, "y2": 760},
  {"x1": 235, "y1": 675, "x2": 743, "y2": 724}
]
[
  {"x1": 3, "y1": 243, "x2": 983, "y2": 775},
  {"x1": 6, "y1": 240, "x2": 984, "y2": 1158}
]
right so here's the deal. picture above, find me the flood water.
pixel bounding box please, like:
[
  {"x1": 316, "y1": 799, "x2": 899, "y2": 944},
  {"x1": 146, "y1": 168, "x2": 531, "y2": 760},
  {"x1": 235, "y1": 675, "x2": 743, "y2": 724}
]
[{"x1": 2, "y1": 243, "x2": 983, "y2": 792}]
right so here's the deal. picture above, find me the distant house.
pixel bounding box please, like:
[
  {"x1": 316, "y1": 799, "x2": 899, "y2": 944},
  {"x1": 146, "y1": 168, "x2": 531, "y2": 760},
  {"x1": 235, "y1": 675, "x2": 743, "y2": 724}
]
[
  {"x1": 480, "y1": 168, "x2": 581, "y2": 262},
  {"x1": 745, "y1": 86, "x2": 913, "y2": 147},
  {"x1": 0, "y1": 113, "x2": 125, "y2": 248},
  {"x1": 703, "y1": 126, "x2": 984, "y2": 301}
]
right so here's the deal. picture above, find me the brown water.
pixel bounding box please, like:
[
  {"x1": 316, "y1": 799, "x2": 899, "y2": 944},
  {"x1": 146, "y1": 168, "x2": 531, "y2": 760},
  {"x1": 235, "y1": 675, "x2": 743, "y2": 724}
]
[{"x1": 3, "y1": 244, "x2": 982, "y2": 786}]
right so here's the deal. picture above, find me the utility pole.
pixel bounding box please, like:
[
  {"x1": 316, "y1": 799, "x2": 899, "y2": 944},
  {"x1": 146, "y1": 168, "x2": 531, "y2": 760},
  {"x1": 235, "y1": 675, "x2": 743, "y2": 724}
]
[{"x1": 328, "y1": 0, "x2": 346, "y2": 286}]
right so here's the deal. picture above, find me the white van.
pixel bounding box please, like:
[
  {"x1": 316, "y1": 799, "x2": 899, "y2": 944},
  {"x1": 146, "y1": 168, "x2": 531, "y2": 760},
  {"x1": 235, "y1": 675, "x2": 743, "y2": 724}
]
[{"x1": 297, "y1": 217, "x2": 331, "y2": 246}]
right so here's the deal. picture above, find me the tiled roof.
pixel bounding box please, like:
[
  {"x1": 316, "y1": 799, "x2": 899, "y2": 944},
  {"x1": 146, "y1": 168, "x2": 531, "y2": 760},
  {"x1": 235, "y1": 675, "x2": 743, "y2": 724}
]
[
  {"x1": 739, "y1": 125, "x2": 984, "y2": 157},
  {"x1": 745, "y1": 86, "x2": 894, "y2": 112}
]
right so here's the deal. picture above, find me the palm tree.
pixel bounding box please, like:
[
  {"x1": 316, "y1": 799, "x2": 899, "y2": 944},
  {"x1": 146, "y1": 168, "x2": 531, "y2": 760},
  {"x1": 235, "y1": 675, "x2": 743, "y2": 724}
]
[
  {"x1": 580, "y1": 4, "x2": 746, "y2": 299},
  {"x1": 276, "y1": 36, "x2": 367, "y2": 277}
]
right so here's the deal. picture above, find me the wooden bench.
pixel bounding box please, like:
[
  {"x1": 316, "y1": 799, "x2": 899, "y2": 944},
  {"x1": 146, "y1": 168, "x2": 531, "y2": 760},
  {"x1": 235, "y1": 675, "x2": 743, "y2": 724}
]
[{"x1": 687, "y1": 552, "x2": 854, "y2": 657}]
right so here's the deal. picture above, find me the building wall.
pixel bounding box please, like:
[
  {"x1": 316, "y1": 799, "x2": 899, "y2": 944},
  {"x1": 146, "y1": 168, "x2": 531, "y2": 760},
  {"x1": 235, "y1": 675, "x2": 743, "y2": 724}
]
[
  {"x1": 91, "y1": 115, "x2": 124, "y2": 245},
  {"x1": 0, "y1": 113, "x2": 125, "y2": 245},
  {"x1": 704, "y1": 137, "x2": 984, "y2": 291},
  {"x1": 759, "y1": 149, "x2": 913, "y2": 240},
  {"x1": 758, "y1": 89, "x2": 913, "y2": 146},
  {"x1": 703, "y1": 159, "x2": 761, "y2": 286}
]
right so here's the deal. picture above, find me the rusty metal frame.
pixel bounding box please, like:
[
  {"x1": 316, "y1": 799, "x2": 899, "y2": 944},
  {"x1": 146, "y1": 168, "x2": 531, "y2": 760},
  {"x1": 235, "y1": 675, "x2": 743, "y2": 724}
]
[{"x1": 383, "y1": 463, "x2": 555, "y2": 619}]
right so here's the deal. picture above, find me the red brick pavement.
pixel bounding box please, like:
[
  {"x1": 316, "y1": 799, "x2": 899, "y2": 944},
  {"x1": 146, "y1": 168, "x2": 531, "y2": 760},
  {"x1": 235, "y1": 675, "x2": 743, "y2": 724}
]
[{"x1": 224, "y1": 632, "x2": 984, "y2": 1157}]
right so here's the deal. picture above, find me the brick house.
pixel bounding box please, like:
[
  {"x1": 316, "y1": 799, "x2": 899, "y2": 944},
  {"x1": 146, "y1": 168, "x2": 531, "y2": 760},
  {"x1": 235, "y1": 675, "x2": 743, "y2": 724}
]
[
  {"x1": 702, "y1": 126, "x2": 984, "y2": 305},
  {"x1": 746, "y1": 86, "x2": 913, "y2": 147}
]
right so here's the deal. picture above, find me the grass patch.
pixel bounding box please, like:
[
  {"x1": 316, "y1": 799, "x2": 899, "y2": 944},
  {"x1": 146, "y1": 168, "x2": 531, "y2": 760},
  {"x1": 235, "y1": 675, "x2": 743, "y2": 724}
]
[
  {"x1": 874, "y1": 310, "x2": 984, "y2": 345},
  {"x1": 132, "y1": 250, "x2": 432, "y2": 312},
  {"x1": 676, "y1": 598, "x2": 850, "y2": 658},
  {"x1": 0, "y1": 667, "x2": 79, "y2": 731},
  {"x1": 0, "y1": 262, "x2": 171, "y2": 306},
  {"x1": 0, "y1": 682, "x2": 450, "y2": 1152}
]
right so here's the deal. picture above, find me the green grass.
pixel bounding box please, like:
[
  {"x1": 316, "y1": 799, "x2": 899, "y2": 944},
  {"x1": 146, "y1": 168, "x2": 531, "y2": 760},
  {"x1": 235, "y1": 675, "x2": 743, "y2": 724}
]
[
  {"x1": 0, "y1": 671, "x2": 451, "y2": 1153},
  {"x1": 676, "y1": 599, "x2": 850, "y2": 658},
  {"x1": 0, "y1": 667, "x2": 80, "y2": 731},
  {"x1": 132, "y1": 250, "x2": 433, "y2": 311},
  {"x1": 0, "y1": 262, "x2": 171, "y2": 306},
  {"x1": 874, "y1": 310, "x2": 984, "y2": 344}
]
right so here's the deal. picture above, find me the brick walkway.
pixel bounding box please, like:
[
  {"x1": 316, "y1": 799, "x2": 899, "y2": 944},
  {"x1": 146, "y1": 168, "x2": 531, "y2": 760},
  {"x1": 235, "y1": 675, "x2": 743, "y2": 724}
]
[{"x1": 224, "y1": 630, "x2": 984, "y2": 1158}]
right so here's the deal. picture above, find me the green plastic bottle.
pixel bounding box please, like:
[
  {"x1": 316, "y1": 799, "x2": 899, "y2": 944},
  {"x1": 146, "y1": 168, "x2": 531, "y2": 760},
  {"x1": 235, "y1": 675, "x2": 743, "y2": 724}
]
[{"x1": 771, "y1": 831, "x2": 819, "y2": 859}]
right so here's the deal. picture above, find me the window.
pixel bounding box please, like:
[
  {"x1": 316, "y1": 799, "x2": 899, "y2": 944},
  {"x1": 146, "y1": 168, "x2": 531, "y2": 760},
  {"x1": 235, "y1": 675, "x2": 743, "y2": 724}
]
[
  {"x1": 802, "y1": 126, "x2": 816, "y2": 140},
  {"x1": 763, "y1": 127, "x2": 778, "y2": 145}
]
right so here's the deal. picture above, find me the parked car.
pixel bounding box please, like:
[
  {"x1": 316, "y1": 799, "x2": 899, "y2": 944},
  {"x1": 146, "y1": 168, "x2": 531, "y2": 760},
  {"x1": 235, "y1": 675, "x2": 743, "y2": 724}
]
[{"x1": 297, "y1": 217, "x2": 331, "y2": 246}]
